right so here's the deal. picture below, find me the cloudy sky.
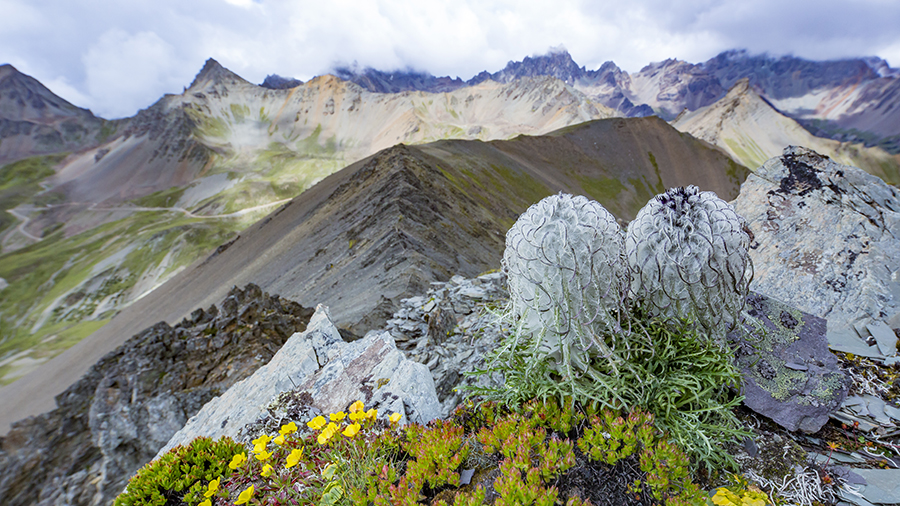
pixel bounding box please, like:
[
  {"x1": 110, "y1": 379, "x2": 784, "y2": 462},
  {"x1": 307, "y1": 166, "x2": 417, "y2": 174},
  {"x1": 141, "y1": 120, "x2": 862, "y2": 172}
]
[{"x1": 3, "y1": 0, "x2": 899, "y2": 119}]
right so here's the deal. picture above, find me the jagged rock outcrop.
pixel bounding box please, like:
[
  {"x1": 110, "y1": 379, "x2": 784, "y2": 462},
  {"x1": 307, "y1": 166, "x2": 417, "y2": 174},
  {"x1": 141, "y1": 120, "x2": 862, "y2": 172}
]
[
  {"x1": 159, "y1": 304, "x2": 440, "y2": 455},
  {"x1": 0, "y1": 285, "x2": 312, "y2": 506},
  {"x1": 732, "y1": 147, "x2": 900, "y2": 341},
  {"x1": 0, "y1": 64, "x2": 110, "y2": 165}
]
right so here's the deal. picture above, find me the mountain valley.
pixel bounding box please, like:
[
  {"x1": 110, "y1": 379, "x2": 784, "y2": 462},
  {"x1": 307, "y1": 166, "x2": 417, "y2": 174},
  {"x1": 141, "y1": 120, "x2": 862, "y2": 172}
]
[{"x1": 0, "y1": 48, "x2": 898, "y2": 430}]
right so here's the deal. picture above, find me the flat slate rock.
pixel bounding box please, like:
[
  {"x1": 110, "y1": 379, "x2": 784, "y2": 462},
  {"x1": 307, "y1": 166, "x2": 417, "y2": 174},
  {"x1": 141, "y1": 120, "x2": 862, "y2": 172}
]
[
  {"x1": 728, "y1": 291, "x2": 850, "y2": 433},
  {"x1": 838, "y1": 468, "x2": 900, "y2": 505}
]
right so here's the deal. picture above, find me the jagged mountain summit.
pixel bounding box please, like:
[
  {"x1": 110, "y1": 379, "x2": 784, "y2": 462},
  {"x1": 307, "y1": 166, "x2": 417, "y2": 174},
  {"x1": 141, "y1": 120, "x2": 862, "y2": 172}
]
[
  {"x1": 0, "y1": 115, "x2": 747, "y2": 433},
  {"x1": 0, "y1": 64, "x2": 111, "y2": 165},
  {"x1": 329, "y1": 48, "x2": 900, "y2": 152}
]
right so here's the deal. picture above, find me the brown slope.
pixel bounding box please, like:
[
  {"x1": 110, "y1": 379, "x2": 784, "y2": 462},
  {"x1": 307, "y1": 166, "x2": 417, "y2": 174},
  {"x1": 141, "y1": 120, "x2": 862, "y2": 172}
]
[{"x1": 0, "y1": 117, "x2": 747, "y2": 432}]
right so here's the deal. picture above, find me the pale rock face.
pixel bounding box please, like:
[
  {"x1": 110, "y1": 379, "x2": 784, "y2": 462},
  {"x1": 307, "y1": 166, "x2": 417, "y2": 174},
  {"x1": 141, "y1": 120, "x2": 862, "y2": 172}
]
[
  {"x1": 157, "y1": 305, "x2": 440, "y2": 457},
  {"x1": 732, "y1": 146, "x2": 900, "y2": 333}
]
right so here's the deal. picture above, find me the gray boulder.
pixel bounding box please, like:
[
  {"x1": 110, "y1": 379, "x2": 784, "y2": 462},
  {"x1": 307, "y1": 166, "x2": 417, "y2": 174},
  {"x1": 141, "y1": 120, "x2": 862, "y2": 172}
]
[
  {"x1": 732, "y1": 146, "x2": 900, "y2": 336},
  {"x1": 729, "y1": 292, "x2": 850, "y2": 433},
  {"x1": 158, "y1": 305, "x2": 440, "y2": 456}
]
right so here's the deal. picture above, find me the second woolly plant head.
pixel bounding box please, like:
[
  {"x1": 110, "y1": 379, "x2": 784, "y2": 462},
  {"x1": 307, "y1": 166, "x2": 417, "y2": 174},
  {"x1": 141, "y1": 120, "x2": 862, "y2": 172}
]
[{"x1": 625, "y1": 185, "x2": 752, "y2": 341}]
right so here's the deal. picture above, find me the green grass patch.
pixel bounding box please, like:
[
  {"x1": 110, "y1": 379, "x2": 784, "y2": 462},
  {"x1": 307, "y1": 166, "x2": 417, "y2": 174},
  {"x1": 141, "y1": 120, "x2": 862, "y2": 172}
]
[
  {"x1": 95, "y1": 120, "x2": 118, "y2": 143},
  {"x1": 295, "y1": 124, "x2": 339, "y2": 156},
  {"x1": 0, "y1": 154, "x2": 67, "y2": 231},
  {"x1": 0, "y1": 209, "x2": 247, "y2": 361},
  {"x1": 186, "y1": 108, "x2": 230, "y2": 138},
  {"x1": 575, "y1": 173, "x2": 627, "y2": 203},
  {"x1": 130, "y1": 186, "x2": 187, "y2": 208},
  {"x1": 230, "y1": 103, "x2": 250, "y2": 123}
]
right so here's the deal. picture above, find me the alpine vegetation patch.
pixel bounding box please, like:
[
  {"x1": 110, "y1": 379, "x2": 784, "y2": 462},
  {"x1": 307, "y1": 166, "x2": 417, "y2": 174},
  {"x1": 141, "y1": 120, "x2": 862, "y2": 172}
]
[{"x1": 471, "y1": 189, "x2": 752, "y2": 471}]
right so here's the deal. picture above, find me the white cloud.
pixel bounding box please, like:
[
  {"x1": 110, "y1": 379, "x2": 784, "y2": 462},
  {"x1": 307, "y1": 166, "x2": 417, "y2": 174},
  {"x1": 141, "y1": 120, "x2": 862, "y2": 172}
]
[
  {"x1": 81, "y1": 29, "x2": 186, "y2": 117},
  {"x1": 2, "y1": 0, "x2": 899, "y2": 119}
]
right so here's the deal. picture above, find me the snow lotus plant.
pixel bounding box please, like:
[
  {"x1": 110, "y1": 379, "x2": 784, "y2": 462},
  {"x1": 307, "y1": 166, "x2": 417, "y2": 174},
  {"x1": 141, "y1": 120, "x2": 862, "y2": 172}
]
[
  {"x1": 625, "y1": 185, "x2": 752, "y2": 343},
  {"x1": 501, "y1": 193, "x2": 630, "y2": 380},
  {"x1": 475, "y1": 188, "x2": 751, "y2": 472}
]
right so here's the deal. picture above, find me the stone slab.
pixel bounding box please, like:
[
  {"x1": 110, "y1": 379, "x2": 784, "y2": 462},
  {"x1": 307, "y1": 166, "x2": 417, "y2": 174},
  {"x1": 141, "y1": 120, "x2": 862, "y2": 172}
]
[
  {"x1": 867, "y1": 321, "x2": 898, "y2": 357},
  {"x1": 845, "y1": 469, "x2": 900, "y2": 505},
  {"x1": 729, "y1": 292, "x2": 850, "y2": 433}
]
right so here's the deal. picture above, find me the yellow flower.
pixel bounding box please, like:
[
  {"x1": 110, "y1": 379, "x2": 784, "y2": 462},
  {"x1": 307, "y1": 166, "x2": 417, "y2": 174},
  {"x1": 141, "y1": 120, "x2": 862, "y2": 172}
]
[
  {"x1": 307, "y1": 415, "x2": 327, "y2": 430},
  {"x1": 366, "y1": 408, "x2": 377, "y2": 421},
  {"x1": 279, "y1": 422, "x2": 298, "y2": 435},
  {"x1": 349, "y1": 400, "x2": 365, "y2": 413},
  {"x1": 252, "y1": 434, "x2": 273, "y2": 446},
  {"x1": 325, "y1": 422, "x2": 338, "y2": 434},
  {"x1": 199, "y1": 500, "x2": 211, "y2": 506},
  {"x1": 255, "y1": 449, "x2": 272, "y2": 461},
  {"x1": 204, "y1": 477, "x2": 220, "y2": 497},
  {"x1": 317, "y1": 430, "x2": 333, "y2": 445},
  {"x1": 389, "y1": 412, "x2": 402, "y2": 424},
  {"x1": 228, "y1": 452, "x2": 247, "y2": 470},
  {"x1": 349, "y1": 410, "x2": 366, "y2": 422},
  {"x1": 261, "y1": 463, "x2": 274, "y2": 477},
  {"x1": 273, "y1": 434, "x2": 285, "y2": 445},
  {"x1": 342, "y1": 423, "x2": 361, "y2": 438},
  {"x1": 234, "y1": 484, "x2": 254, "y2": 505},
  {"x1": 330, "y1": 411, "x2": 346, "y2": 422},
  {"x1": 285, "y1": 448, "x2": 304, "y2": 468}
]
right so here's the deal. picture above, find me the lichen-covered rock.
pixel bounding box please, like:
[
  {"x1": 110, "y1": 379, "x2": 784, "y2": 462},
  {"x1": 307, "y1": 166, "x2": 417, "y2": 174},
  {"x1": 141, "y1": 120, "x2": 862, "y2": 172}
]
[
  {"x1": 158, "y1": 305, "x2": 440, "y2": 456},
  {"x1": 0, "y1": 285, "x2": 312, "y2": 506},
  {"x1": 728, "y1": 292, "x2": 850, "y2": 433},
  {"x1": 732, "y1": 146, "x2": 900, "y2": 333}
]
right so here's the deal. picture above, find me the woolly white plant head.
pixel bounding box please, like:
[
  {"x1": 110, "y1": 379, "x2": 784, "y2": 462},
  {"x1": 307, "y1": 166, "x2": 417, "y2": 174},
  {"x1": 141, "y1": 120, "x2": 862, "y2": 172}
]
[
  {"x1": 625, "y1": 185, "x2": 752, "y2": 342},
  {"x1": 502, "y1": 193, "x2": 629, "y2": 375}
]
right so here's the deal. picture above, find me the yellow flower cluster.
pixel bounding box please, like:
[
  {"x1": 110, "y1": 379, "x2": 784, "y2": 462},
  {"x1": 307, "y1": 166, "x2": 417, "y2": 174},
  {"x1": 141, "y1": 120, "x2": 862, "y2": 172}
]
[
  {"x1": 192, "y1": 404, "x2": 402, "y2": 505},
  {"x1": 305, "y1": 400, "x2": 387, "y2": 446},
  {"x1": 197, "y1": 421, "x2": 305, "y2": 505},
  {"x1": 711, "y1": 486, "x2": 770, "y2": 506}
]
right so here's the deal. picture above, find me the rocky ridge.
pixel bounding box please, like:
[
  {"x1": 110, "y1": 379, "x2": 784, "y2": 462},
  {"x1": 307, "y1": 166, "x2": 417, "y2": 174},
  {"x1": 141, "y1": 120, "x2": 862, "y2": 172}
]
[
  {"x1": 0, "y1": 284, "x2": 313, "y2": 506},
  {"x1": 0, "y1": 64, "x2": 111, "y2": 165},
  {"x1": 331, "y1": 49, "x2": 900, "y2": 152}
]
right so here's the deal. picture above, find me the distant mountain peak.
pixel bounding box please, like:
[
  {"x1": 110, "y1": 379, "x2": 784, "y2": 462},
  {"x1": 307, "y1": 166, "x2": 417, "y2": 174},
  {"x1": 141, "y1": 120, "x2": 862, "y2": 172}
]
[
  {"x1": 484, "y1": 48, "x2": 586, "y2": 85},
  {"x1": 330, "y1": 64, "x2": 466, "y2": 94},
  {"x1": 188, "y1": 58, "x2": 247, "y2": 90},
  {"x1": 0, "y1": 64, "x2": 19, "y2": 81},
  {"x1": 261, "y1": 74, "x2": 303, "y2": 89}
]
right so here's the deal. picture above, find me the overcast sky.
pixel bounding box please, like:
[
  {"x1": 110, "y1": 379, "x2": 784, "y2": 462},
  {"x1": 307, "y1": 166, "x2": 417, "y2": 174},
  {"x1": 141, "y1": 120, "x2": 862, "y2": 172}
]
[{"x1": 3, "y1": 0, "x2": 899, "y2": 119}]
